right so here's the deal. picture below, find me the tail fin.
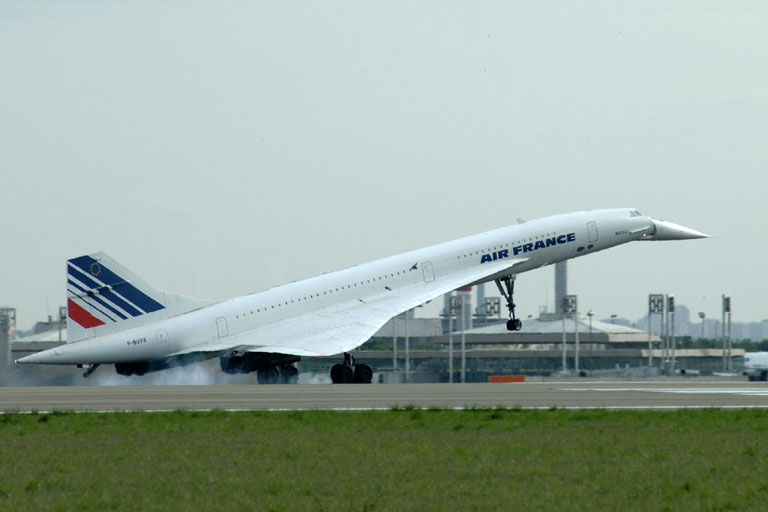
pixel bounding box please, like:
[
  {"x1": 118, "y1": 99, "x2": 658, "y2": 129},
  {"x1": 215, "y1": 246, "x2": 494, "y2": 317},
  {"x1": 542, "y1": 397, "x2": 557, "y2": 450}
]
[{"x1": 66, "y1": 252, "x2": 216, "y2": 342}]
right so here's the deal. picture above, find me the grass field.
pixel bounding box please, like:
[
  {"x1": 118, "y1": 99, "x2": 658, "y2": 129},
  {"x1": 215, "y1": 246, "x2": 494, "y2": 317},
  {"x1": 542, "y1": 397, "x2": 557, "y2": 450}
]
[{"x1": 1, "y1": 408, "x2": 767, "y2": 511}]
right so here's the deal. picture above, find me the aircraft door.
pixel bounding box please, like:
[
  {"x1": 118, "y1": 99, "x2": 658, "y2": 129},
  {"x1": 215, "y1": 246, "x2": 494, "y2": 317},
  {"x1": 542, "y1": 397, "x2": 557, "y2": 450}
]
[
  {"x1": 421, "y1": 261, "x2": 435, "y2": 282},
  {"x1": 216, "y1": 317, "x2": 228, "y2": 338},
  {"x1": 587, "y1": 221, "x2": 598, "y2": 243}
]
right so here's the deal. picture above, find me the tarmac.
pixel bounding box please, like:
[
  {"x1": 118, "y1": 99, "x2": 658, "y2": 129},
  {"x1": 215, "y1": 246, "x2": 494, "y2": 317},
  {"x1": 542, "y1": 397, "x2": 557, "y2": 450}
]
[{"x1": 2, "y1": 380, "x2": 768, "y2": 412}]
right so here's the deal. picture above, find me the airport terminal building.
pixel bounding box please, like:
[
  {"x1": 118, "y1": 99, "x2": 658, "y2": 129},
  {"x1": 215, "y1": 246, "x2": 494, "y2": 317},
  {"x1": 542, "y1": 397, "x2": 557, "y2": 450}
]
[{"x1": 333, "y1": 310, "x2": 743, "y2": 382}]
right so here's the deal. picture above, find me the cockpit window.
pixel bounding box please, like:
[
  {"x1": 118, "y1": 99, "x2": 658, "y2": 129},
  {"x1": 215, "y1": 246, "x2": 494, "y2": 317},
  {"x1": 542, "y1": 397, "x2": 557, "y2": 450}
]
[{"x1": 629, "y1": 210, "x2": 642, "y2": 217}]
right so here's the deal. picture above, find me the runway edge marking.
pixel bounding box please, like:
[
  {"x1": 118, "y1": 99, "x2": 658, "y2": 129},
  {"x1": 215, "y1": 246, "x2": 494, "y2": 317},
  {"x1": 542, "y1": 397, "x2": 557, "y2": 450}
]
[{"x1": 6, "y1": 405, "x2": 768, "y2": 414}]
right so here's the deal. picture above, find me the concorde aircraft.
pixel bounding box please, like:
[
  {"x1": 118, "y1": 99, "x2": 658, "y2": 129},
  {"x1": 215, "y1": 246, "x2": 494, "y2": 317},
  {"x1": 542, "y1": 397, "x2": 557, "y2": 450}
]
[{"x1": 17, "y1": 208, "x2": 708, "y2": 383}]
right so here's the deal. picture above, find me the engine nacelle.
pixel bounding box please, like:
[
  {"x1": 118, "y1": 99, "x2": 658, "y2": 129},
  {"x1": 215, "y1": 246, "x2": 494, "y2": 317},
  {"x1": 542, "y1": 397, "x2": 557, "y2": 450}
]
[
  {"x1": 115, "y1": 362, "x2": 152, "y2": 376},
  {"x1": 219, "y1": 352, "x2": 300, "y2": 375},
  {"x1": 219, "y1": 356, "x2": 259, "y2": 374},
  {"x1": 115, "y1": 353, "x2": 217, "y2": 377}
]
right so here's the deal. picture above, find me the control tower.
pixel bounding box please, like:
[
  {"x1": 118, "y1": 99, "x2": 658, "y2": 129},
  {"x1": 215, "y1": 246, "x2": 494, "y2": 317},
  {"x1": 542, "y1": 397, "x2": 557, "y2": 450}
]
[{"x1": 0, "y1": 307, "x2": 16, "y2": 369}]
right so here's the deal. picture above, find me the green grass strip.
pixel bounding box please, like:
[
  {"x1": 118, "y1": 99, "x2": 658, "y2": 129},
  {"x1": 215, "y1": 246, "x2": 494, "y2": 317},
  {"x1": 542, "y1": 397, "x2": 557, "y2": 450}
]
[{"x1": 1, "y1": 408, "x2": 766, "y2": 511}]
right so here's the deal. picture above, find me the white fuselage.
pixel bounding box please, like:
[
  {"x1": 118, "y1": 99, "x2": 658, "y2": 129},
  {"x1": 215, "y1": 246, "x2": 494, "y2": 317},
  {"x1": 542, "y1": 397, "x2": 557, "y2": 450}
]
[{"x1": 21, "y1": 209, "x2": 675, "y2": 365}]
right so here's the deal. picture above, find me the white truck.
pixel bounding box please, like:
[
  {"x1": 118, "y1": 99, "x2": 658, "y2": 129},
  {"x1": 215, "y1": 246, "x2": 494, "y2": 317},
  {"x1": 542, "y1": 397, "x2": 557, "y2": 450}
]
[{"x1": 743, "y1": 352, "x2": 768, "y2": 381}]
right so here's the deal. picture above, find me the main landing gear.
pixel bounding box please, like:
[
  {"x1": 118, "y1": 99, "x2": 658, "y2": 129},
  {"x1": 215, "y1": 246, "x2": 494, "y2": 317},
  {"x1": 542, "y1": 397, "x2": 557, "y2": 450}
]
[
  {"x1": 331, "y1": 353, "x2": 373, "y2": 384},
  {"x1": 257, "y1": 365, "x2": 299, "y2": 385},
  {"x1": 495, "y1": 275, "x2": 522, "y2": 332},
  {"x1": 220, "y1": 353, "x2": 300, "y2": 384}
]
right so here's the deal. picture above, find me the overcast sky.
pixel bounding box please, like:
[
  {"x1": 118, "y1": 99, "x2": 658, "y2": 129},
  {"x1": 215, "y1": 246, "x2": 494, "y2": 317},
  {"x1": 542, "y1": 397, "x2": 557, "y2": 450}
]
[{"x1": 2, "y1": 1, "x2": 766, "y2": 330}]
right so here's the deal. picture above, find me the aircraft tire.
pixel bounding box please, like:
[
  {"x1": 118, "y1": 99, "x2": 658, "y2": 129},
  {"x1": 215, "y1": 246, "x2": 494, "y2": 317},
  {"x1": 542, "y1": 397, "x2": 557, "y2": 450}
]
[
  {"x1": 331, "y1": 364, "x2": 354, "y2": 384},
  {"x1": 330, "y1": 364, "x2": 344, "y2": 383},
  {"x1": 354, "y1": 364, "x2": 373, "y2": 384}
]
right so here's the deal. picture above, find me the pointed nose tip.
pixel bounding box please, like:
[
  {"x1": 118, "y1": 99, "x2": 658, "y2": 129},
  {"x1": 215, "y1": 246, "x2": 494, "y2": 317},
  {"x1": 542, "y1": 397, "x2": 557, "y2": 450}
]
[{"x1": 651, "y1": 219, "x2": 710, "y2": 240}]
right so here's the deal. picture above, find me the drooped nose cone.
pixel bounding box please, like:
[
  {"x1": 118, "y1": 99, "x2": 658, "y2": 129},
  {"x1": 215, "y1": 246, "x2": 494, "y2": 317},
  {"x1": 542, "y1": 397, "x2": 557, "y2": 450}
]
[{"x1": 649, "y1": 219, "x2": 710, "y2": 240}]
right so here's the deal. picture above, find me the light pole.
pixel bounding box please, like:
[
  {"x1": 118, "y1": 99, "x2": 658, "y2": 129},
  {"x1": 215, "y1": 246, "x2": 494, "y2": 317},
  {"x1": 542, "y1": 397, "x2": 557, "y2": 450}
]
[
  {"x1": 562, "y1": 295, "x2": 577, "y2": 373},
  {"x1": 404, "y1": 305, "x2": 424, "y2": 382},
  {"x1": 404, "y1": 310, "x2": 409, "y2": 383},
  {"x1": 723, "y1": 295, "x2": 731, "y2": 371},
  {"x1": 59, "y1": 306, "x2": 67, "y2": 343},
  {"x1": 460, "y1": 294, "x2": 467, "y2": 383},
  {"x1": 392, "y1": 315, "x2": 398, "y2": 374},
  {"x1": 648, "y1": 294, "x2": 664, "y2": 369},
  {"x1": 668, "y1": 295, "x2": 676, "y2": 371},
  {"x1": 587, "y1": 310, "x2": 594, "y2": 372},
  {"x1": 726, "y1": 297, "x2": 732, "y2": 369},
  {"x1": 574, "y1": 304, "x2": 580, "y2": 374},
  {"x1": 698, "y1": 312, "x2": 705, "y2": 339},
  {"x1": 403, "y1": 304, "x2": 423, "y2": 384},
  {"x1": 447, "y1": 293, "x2": 454, "y2": 383},
  {"x1": 448, "y1": 294, "x2": 462, "y2": 383}
]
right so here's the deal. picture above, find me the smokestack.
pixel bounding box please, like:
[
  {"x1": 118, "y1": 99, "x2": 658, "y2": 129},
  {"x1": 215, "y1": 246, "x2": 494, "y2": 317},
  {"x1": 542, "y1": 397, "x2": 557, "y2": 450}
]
[
  {"x1": 555, "y1": 262, "x2": 567, "y2": 315},
  {"x1": 458, "y1": 287, "x2": 472, "y2": 331},
  {"x1": 442, "y1": 292, "x2": 453, "y2": 333},
  {"x1": 475, "y1": 283, "x2": 486, "y2": 323}
]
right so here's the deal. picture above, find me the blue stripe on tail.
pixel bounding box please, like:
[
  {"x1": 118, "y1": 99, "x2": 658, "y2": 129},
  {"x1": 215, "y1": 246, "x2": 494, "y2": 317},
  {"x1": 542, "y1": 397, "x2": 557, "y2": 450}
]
[
  {"x1": 67, "y1": 266, "x2": 142, "y2": 317},
  {"x1": 67, "y1": 279, "x2": 126, "y2": 321},
  {"x1": 68, "y1": 255, "x2": 165, "y2": 314}
]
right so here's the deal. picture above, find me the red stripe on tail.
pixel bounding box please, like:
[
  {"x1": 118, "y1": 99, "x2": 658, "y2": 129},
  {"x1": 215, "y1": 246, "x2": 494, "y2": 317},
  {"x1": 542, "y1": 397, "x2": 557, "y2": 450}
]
[{"x1": 67, "y1": 298, "x2": 106, "y2": 328}]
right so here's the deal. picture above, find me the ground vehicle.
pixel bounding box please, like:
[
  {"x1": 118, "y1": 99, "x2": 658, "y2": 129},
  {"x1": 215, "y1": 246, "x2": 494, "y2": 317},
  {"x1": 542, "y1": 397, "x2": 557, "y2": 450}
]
[{"x1": 743, "y1": 352, "x2": 768, "y2": 381}]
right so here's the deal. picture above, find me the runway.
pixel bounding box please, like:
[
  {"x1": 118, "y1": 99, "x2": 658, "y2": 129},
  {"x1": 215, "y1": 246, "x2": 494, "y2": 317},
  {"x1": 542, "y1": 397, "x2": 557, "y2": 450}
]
[{"x1": 2, "y1": 380, "x2": 768, "y2": 412}]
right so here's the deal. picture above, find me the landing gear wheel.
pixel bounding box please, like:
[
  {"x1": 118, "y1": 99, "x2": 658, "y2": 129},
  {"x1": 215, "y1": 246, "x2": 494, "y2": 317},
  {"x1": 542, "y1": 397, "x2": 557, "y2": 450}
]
[
  {"x1": 496, "y1": 275, "x2": 523, "y2": 332},
  {"x1": 354, "y1": 364, "x2": 373, "y2": 384},
  {"x1": 331, "y1": 354, "x2": 373, "y2": 384},
  {"x1": 331, "y1": 363, "x2": 353, "y2": 384}
]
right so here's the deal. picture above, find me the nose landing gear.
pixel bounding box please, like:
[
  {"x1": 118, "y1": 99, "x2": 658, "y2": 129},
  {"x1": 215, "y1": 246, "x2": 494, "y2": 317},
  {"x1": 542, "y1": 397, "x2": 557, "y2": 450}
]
[{"x1": 495, "y1": 276, "x2": 522, "y2": 331}]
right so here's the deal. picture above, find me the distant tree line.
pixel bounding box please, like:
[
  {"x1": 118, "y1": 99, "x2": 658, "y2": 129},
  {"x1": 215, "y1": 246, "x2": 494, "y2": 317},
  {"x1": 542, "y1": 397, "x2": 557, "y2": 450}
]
[
  {"x1": 359, "y1": 337, "x2": 444, "y2": 351},
  {"x1": 673, "y1": 337, "x2": 768, "y2": 351}
]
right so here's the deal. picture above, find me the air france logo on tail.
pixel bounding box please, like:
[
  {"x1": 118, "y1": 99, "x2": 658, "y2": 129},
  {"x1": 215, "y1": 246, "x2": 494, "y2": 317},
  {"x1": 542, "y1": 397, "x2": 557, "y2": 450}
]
[
  {"x1": 480, "y1": 233, "x2": 576, "y2": 263},
  {"x1": 66, "y1": 256, "x2": 165, "y2": 328}
]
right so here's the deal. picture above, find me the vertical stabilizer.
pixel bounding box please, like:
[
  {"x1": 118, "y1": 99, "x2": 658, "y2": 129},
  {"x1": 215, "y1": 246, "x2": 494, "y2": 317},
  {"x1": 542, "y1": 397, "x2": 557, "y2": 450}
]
[{"x1": 66, "y1": 252, "x2": 216, "y2": 342}]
